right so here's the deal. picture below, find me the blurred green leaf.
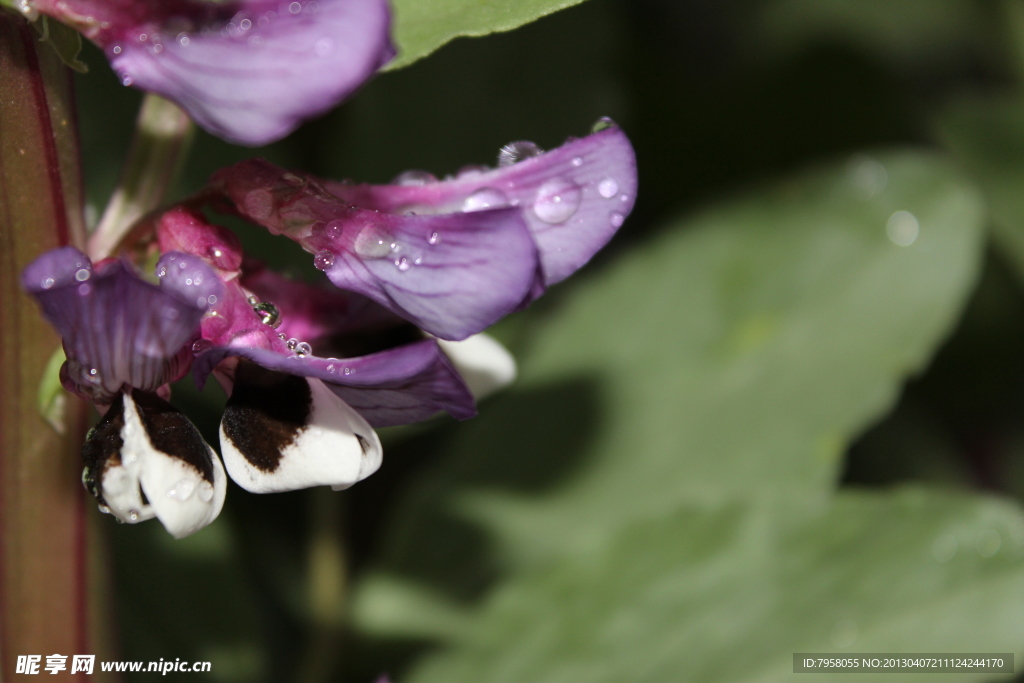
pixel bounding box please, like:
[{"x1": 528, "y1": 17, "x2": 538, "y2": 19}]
[
  {"x1": 388, "y1": 0, "x2": 591, "y2": 69},
  {"x1": 403, "y1": 489, "x2": 1024, "y2": 683},
  {"x1": 36, "y1": 346, "x2": 66, "y2": 434},
  {"x1": 357, "y1": 151, "x2": 984, "y2": 598},
  {"x1": 32, "y1": 16, "x2": 88, "y2": 73},
  {"x1": 936, "y1": 94, "x2": 1024, "y2": 283}
]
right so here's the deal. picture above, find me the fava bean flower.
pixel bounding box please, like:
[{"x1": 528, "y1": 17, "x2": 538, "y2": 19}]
[
  {"x1": 11, "y1": 0, "x2": 394, "y2": 145},
  {"x1": 22, "y1": 123, "x2": 637, "y2": 537}
]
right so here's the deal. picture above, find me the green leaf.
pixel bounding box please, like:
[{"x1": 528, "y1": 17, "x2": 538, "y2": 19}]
[
  {"x1": 32, "y1": 16, "x2": 88, "y2": 73},
  {"x1": 388, "y1": 0, "x2": 590, "y2": 69},
  {"x1": 936, "y1": 94, "x2": 1024, "y2": 282},
  {"x1": 362, "y1": 151, "x2": 984, "y2": 588},
  {"x1": 403, "y1": 489, "x2": 1024, "y2": 683},
  {"x1": 36, "y1": 346, "x2": 66, "y2": 434}
]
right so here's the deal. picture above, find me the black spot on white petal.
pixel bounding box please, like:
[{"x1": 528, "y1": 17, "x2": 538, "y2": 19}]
[
  {"x1": 131, "y1": 389, "x2": 214, "y2": 483},
  {"x1": 80, "y1": 393, "x2": 127, "y2": 505},
  {"x1": 221, "y1": 361, "x2": 312, "y2": 473}
]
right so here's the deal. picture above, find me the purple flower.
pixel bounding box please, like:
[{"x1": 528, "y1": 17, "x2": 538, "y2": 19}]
[
  {"x1": 26, "y1": 0, "x2": 395, "y2": 145},
  {"x1": 22, "y1": 247, "x2": 228, "y2": 537},
  {"x1": 22, "y1": 123, "x2": 636, "y2": 536},
  {"x1": 207, "y1": 122, "x2": 637, "y2": 338}
]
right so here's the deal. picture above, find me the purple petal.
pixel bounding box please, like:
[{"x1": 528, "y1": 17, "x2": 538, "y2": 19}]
[
  {"x1": 210, "y1": 160, "x2": 541, "y2": 340},
  {"x1": 22, "y1": 247, "x2": 220, "y2": 401},
  {"x1": 36, "y1": 0, "x2": 394, "y2": 146},
  {"x1": 157, "y1": 206, "x2": 244, "y2": 274},
  {"x1": 323, "y1": 125, "x2": 638, "y2": 286},
  {"x1": 193, "y1": 338, "x2": 476, "y2": 427}
]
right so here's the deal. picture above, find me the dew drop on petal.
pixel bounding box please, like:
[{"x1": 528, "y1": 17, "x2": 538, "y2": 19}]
[
  {"x1": 572, "y1": 156, "x2": 583, "y2": 167},
  {"x1": 395, "y1": 256, "x2": 411, "y2": 271},
  {"x1": 610, "y1": 211, "x2": 625, "y2": 228},
  {"x1": 112, "y1": 45, "x2": 122, "y2": 54},
  {"x1": 128, "y1": 509, "x2": 139, "y2": 521},
  {"x1": 98, "y1": 504, "x2": 111, "y2": 514},
  {"x1": 457, "y1": 164, "x2": 489, "y2": 178},
  {"x1": 286, "y1": 338, "x2": 298, "y2": 350},
  {"x1": 41, "y1": 277, "x2": 54, "y2": 289},
  {"x1": 78, "y1": 283, "x2": 91, "y2": 296},
  {"x1": 74, "y1": 268, "x2": 90, "y2": 282},
  {"x1": 326, "y1": 363, "x2": 335, "y2": 372},
  {"x1": 314, "y1": 250, "x2": 335, "y2": 270},
  {"x1": 428, "y1": 231, "x2": 441, "y2": 245},
  {"x1": 289, "y1": 1, "x2": 301, "y2": 13},
  {"x1": 534, "y1": 178, "x2": 582, "y2": 224},
  {"x1": 462, "y1": 187, "x2": 509, "y2": 212},
  {"x1": 392, "y1": 170, "x2": 437, "y2": 186},
  {"x1": 598, "y1": 177, "x2": 619, "y2": 199},
  {"x1": 168, "y1": 478, "x2": 196, "y2": 501},
  {"x1": 295, "y1": 341, "x2": 312, "y2": 356},
  {"x1": 591, "y1": 116, "x2": 617, "y2": 133},
  {"x1": 498, "y1": 141, "x2": 542, "y2": 167},
  {"x1": 353, "y1": 226, "x2": 393, "y2": 259},
  {"x1": 192, "y1": 339, "x2": 213, "y2": 355},
  {"x1": 198, "y1": 482, "x2": 214, "y2": 502},
  {"x1": 254, "y1": 302, "x2": 280, "y2": 327}
]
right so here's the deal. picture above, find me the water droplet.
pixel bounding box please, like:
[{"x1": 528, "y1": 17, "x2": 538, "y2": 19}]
[
  {"x1": 598, "y1": 177, "x2": 619, "y2": 199},
  {"x1": 98, "y1": 504, "x2": 111, "y2": 515},
  {"x1": 168, "y1": 478, "x2": 196, "y2": 501},
  {"x1": 326, "y1": 363, "x2": 335, "y2": 372},
  {"x1": 247, "y1": 295, "x2": 259, "y2": 306},
  {"x1": 74, "y1": 268, "x2": 90, "y2": 282},
  {"x1": 208, "y1": 295, "x2": 218, "y2": 305},
  {"x1": 533, "y1": 178, "x2": 582, "y2": 224},
  {"x1": 392, "y1": 170, "x2": 437, "y2": 186},
  {"x1": 128, "y1": 509, "x2": 140, "y2": 521},
  {"x1": 462, "y1": 187, "x2": 509, "y2": 212},
  {"x1": 286, "y1": 338, "x2": 298, "y2": 350},
  {"x1": 313, "y1": 250, "x2": 335, "y2": 270},
  {"x1": 295, "y1": 341, "x2": 312, "y2": 356},
  {"x1": 848, "y1": 155, "x2": 888, "y2": 199},
  {"x1": 886, "y1": 210, "x2": 919, "y2": 247},
  {"x1": 572, "y1": 156, "x2": 583, "y2": 167},
  {"x1": 289, "y1": 1, "x2": 302, "y2": 13},
  {"x1": 254, "y1": 302, "x2": 280, "y2": 327},
  {"x1": 498, "y1": 141, "x2": 542, "y2": 167},
  {"x1": 414, "y1": 255, "x2": 423, "y2": 265},
  {"x1": 353, "y1": 226, "x2": 393, "y2": 259},
  {"x1": 192, "y1": 339, "x2": 213, "y2": 355},
  {"x1": 121, "y1": 75, "x2": 133, "y2": 86},
  {"x1": 620, "y1": 194, "x2": 629, "y2": 202},
  {"x1": 457, "y1": 164, "x2": 489, "y2": 178},
  {"x1": 591, "y1": 116, "x2": 617, "y2": 133},
  {"x1": 395, "y1": 256, "x2": 411, "y2": 271},
  {"x1": 610, "y1": 211, "x2": 625, "y2": 228},
  {"x1": 278, "y1": 332, "x2": 287, "y2": 340},
  {"x1": 41, "y1": 277, "x2": 54, "y2": 289},
  {"x1": 112, "y1": 45, "x2": 122, "y2": 54},
  {"x1": 77, "y1": 283, "x2": 91, "y2": 296},
  {"x1": 428, "y1": 231, "x2": 441, "y2": 245},
  {"x1": 239, "y1": 18, "x2": 252, "y2": 30},
  {"x1": 198, "y1": 483, "x2": 214, "y2": 503},
  {"x1": 178, "y1": 34, "x2": 190, "y2": 46}
]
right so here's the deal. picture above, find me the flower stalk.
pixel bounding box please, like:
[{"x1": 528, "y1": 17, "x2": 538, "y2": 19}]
[
  {"x1": 89, "y1": 93, "x2": 193, "y2": 260},
  {"x1": 0, "y1": 7, "x2": 93, "y2": 674}
]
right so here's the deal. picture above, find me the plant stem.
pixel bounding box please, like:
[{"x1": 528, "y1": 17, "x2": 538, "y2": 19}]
[
  {"x1": 0, "y1": 7, "x2": 94, "y2": 678},
  {"x1": 88, "y1": 93, "x2": 194, "y2": 260}
]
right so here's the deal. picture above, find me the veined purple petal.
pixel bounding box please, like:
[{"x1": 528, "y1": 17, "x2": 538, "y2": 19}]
[
  {"x1": 210, "y1": 160, "x2": 541, "y2": 340},
  {"x1": 34, "y1": 0, "x2": 394, "y2": 146},
  {"x1": 193, "y1": 338, "x2": 476, "y2": 427},
  {"x1": 323, "y1": 125, "x2": 638, "y2": 286},
  {"x1": 22, "y1": 247, "x2": 221, "y2": 401}
]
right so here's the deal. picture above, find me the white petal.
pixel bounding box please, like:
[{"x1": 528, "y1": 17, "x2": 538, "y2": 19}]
[
  {"x1": 437, "y1": 333, "x2": 517, "y2": 400},
  {"x1": 109, "y1": 391, "x2": 226, "y2": 538},
  {"x1": 220, "y1": 374, "x2": 382, "y2": 493}
]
